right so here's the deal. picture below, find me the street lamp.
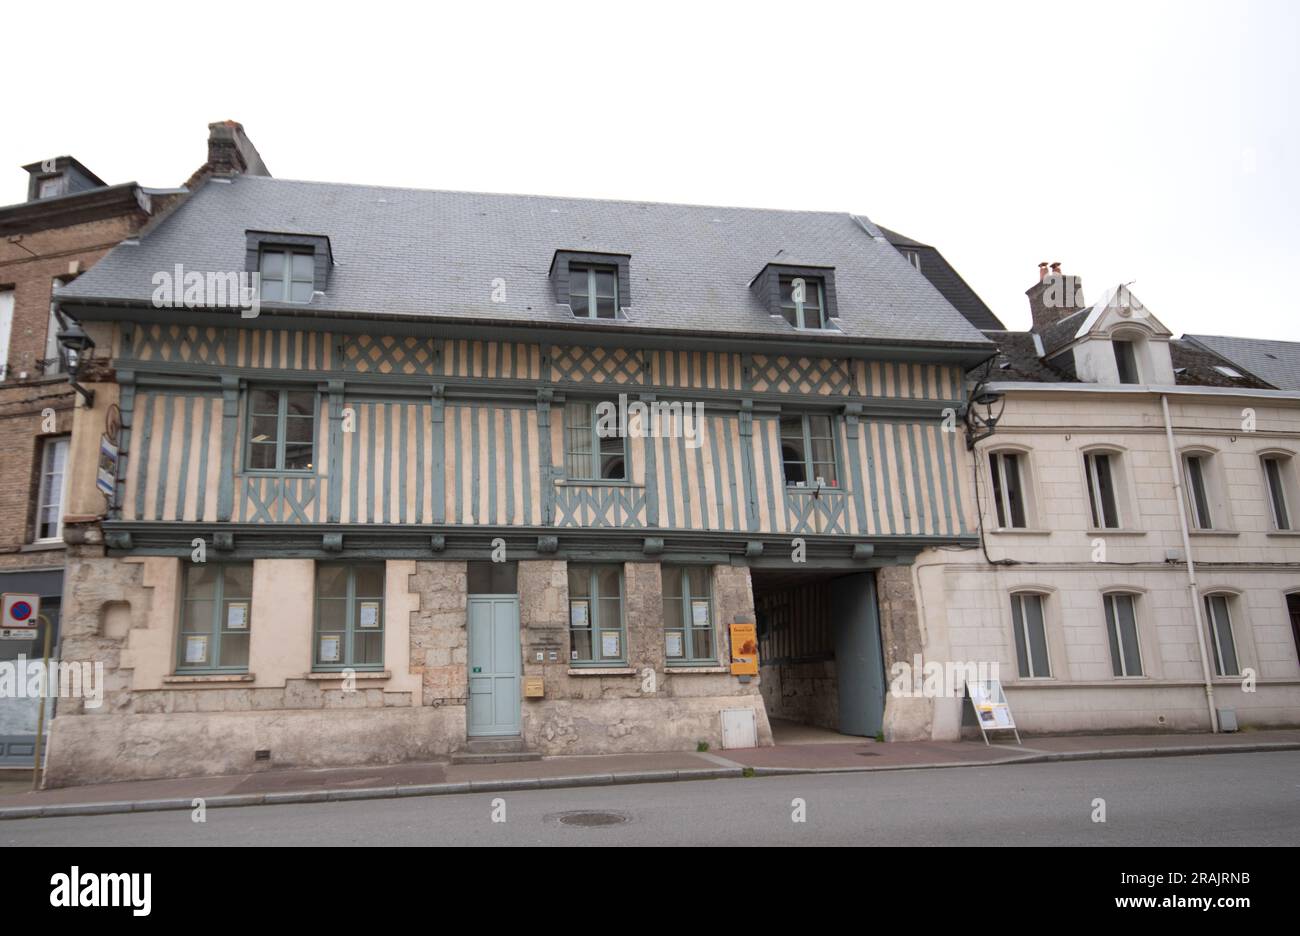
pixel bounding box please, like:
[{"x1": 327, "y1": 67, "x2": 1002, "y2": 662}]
[
  {"x1": 964, "y1": 380, "x2": 1004, "y2": 449},
  {"x1": 57, "y1": 319, "x2": 96, "y2": 407}
]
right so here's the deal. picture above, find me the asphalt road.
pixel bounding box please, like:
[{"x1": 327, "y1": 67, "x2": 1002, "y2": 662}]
[{"x1": 3, "y1": 751, "x2": 1297, "y2": 846}]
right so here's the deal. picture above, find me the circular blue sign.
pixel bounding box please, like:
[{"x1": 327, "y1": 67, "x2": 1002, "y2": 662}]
[{"x1": 10, "y1": 600, "x2": 34, "y2": 622}]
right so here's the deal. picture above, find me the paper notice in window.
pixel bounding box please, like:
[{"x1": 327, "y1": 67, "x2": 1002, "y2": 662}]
[
  {"x1": 226, "y1": 602, "x2": 248, "y2": 630},
  {"x1": 601, "y1": 631, "x2": 620, "y2": 658},
  {"x1": 691, "y1": 600, "x2": 710, "y2": 627},
  {"x1": 570, "y1": 600, "x2": 589, "y2": 628},
  {"x1": 665, "y1": 632, "x2": 684, "y2": 658},
  {"x1": 359, "y1": 601, "x2": 380, "y2": 629},
  {"x1": 319, "y1": 635, "x2": 341, "y2": 663},
  {"x1": 185, "y1": 635, "x2": 208, "y2": 664}
]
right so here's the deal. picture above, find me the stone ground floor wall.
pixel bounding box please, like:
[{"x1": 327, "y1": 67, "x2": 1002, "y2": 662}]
[
  {"x1": 42, "y1": 549, "x2": 772, "y2": 786},
  {"x1": 914, "y1": 551, "x2": 1300, "y2": 740}
]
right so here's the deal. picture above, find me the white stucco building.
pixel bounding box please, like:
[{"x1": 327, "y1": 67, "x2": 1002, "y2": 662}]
[{"x1": 913, "y1": 269, "x2": 1300, "y2": 738}]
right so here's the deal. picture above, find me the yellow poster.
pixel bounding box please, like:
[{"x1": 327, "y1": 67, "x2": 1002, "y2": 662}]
[{"x1": 729, "y1": 622, "x2": 759, "y2": 675}]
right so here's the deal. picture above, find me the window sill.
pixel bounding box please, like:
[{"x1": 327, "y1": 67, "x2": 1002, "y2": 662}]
[
  {"x1": 305, "y1": 670, "x2": 391, "y2": 680},
  {"x1": 1265, "y1": 530, "x2": 1300, "y2": 538},
  {"x1": 556, "y1": 479, "x2": 641, "y2": 488},
  {"x1": 241, "y1": 470, "x2": 319, "y2": 479},
  {"x1": 1085, "y1": 528, "x2": 1148, "y2": 536},
  {"x1": 164, "y1": 673, "x2": 255, "y2": 684},
  {"x1": 567, "y1": 666, "x2": 634, "y2": 676},
  {"x1": 988, "y1": 527, "x2": 1052, "y2": 536},
  {"x1": 21, "y1": 541, "x2": 65, "y2": 553},
  {"x1": 665, "y1": 664, "x2": 727, "y2": 674},
  {"x1": 785, "y1": 486, "x2": 845, "y2": 495},
  {"x1": 1188, "y1": 529, "x2": 1240, "y2": 537}
]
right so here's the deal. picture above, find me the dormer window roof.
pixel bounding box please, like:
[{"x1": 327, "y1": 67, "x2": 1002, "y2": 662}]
[
  {"x1": 245, "y1": 231, "x2": 333, "y2": 303},
  {"x1": 550, "y1": 250, "x2": 631, "y2": 319},
  {"x1": 752, "y1": 263, "x2": 839, "y2": 331}
]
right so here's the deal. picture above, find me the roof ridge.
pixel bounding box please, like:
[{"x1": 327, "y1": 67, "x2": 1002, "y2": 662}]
[{"x1": 226, "y1": 173, "x2": 867, "y2": 220}]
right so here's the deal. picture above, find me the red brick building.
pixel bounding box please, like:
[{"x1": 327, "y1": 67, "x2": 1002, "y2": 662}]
[{"x1": 0, "y1": 156, "x2": 185, "y2": 764}]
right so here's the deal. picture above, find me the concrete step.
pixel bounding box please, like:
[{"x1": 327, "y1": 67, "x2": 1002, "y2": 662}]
[
  {"x1": 450, "y1": 751, "x2": 543, "y2": 765},
  {"x1": 451, "y1": 737, "x2": 541, "y2": 764}
]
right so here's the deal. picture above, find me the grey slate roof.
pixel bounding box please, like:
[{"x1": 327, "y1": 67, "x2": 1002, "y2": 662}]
[
  {"x1": 1181, "y1": 335, "x2": 1300, "y2": 391},
  {"x1": 58, "y1": 174, "x2": 992, "y2": 351},
  {"x1": 977, "y1": 329, "x2": 1275, "y2": 390},
  {"x1": 876, "y1": 225, "x2": 1005, "y2": 331}
]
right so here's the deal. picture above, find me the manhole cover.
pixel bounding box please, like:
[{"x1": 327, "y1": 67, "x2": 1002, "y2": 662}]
[{"x1": 552, "y1": 810, "x2": 630, "y2": 827}]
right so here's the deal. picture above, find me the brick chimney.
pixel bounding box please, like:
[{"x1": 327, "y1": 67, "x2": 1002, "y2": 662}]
[
  {"x1": 185, "y1": 121, "x2": 270, "y2": 187},
  {"x1": 1026, "y1": 261, "x2": 1086, "y2": 332}
]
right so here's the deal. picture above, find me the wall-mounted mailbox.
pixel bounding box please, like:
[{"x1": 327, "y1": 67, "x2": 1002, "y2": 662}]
[{"x1": 524, "y1": 676, "x2": 544, "y2": 699}]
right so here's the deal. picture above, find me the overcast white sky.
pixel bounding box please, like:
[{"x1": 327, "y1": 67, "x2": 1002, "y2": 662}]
[{"x1": 5, "y1": 0, "x2": 1296, "y2": 339}]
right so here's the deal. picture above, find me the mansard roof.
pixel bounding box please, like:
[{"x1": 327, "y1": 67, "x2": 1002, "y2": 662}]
[{"x1": 59, "y1": 174, "x2": 993, "y2": 355}]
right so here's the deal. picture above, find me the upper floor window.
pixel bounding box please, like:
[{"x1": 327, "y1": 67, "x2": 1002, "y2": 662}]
[
  {"x1": 1084, "y1": 451, "x2": 1121, "y2": 528},
  {"x1": 35, "y1": 436, "x2": 70, "y2": 542},
  {"x1": 1113, "y1": 339, "x2": 1141, "y2": 384},
  {"x1": 780, "y1": 414, "x2": 838, "y2": 487},
  {"x1": 564, "y1": 401, "x2": 626, "y2": 481},
  {"x1": 1103, "y1": 592, "x2": 1143, "y2": 677},
  {"x1": 779, "y1": 275, "x2": 828, "y2": 330},
  {"x1": 177, "y1": 563, "x2": 252, "y2": 672},
  {"x1": 569, "y1": 265, "x2": 619, "y2": 319},
  {"x1": 1010, "y1": 592, "x2": 1051, "y2": 678},
  {"x1": 569, "y1": 564, "x2": 624, "y2": 664},
  {"x1": 314, "y1": 564, "x2": 385, "y2": 670},
  {"x1": 37, "y1": 175, "x2": 66, "y2": 199},
  {"x1": 259, "y1": 248, "x2": 315, "y2": 303},
  {"x1": 0, "y1": 287, "x2": 13, "y2": 381},
  {"x1": 989, "y1": 451, "x2": 1027, "y2": 529},
  {"x1": 1202, "y1": 594, "x2": 1240, "y2": 677},
  {"x1": 43, "y1": 281, "x2": 66, "y2": 377},
  {"x1": 1182, "y1": 453, "x2": 1215, "y2": 530},
  {"x1": 663, "y1": 566, "x2": 714, "y2": 664},
  {"x1": 248, "y1": 388, "x2": 316, "y2": 472},
  {"x1": 1262, "y1": 454, "x2": 1293, "y2": 530}
]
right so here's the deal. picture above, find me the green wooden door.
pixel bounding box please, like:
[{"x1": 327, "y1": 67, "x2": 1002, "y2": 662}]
[{"x1": 467, "y1": 596, "x2": 521, "y2": 737}]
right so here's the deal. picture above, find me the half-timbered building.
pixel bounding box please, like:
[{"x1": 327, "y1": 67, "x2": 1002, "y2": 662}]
[{"x1": 44, "y1": 132, "x2": 992, "y2": 783}]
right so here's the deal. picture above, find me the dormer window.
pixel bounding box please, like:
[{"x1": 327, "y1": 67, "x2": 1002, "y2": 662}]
[
  {"x1": 244, "y1": 231, "x2": 332, "y2": 304},
  {"x1": 37, "y1": 175, "x2": 66, "y2": 199},
  {"x1": 1113, "y1": 339, "x2": 1140, "y2": 384},
  {"x1": 752, "y1": 263, "x2": 839, "y2": 330},
  {"x1": 259, "y1": 248, "x2": 315, "y2": 303},
  {"x1": 779, "y1": 275, "x2": 827, "y2": 330},
  {"x1": 550, "y1": 251, "x2": 631, "y2": 319},
  {"x1": 569, "y1": 265, "x2": 619, "y2": 319}
]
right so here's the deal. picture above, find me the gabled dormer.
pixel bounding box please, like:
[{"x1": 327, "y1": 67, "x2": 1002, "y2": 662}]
[{"x1": 1028, "y1": 263, "x2": 1174, "y2": 386}]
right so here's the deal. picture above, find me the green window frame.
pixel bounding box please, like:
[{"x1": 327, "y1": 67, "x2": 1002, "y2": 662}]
[
  {"x1": 258, "y1": 247, "x2": 315, "y2": 303},
  {"x1": 663, "y1": 566, "x2": 715, "y2": 664},
  {"x1": 779, "y1": 275, "x2": 827, "y2": 329},
  {"x1": 569, "y1": 264, "x2": 619, "y2": 319},
  {"x1": 564, "y1": 400, "x2": 626, "y2": 481},
  {"x1": 176, "y1": 563, "x2": 253, "y2": 673},
  {"x1": 247, "y1": 387, "x2": 317, "y2": 472},
  {"x1": 314, "y1": 563, "x2": 385, "y2": 671},
  {"x1": 568, "y1": 564, "x2": 625, "y2": 665},
  {"x1": 779, "y1": 413, "x2": 839, "y2": 487}
]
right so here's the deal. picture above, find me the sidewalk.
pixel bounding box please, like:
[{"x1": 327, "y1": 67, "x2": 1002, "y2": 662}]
[{"x1": 2, "y1": 728, "x2": 1297, "y2": 821}]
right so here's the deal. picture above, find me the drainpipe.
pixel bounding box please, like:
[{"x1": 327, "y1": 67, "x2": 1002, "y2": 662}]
[{"x1": 1160, "y1": 393, "x2": 1219, "y2": 733}]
